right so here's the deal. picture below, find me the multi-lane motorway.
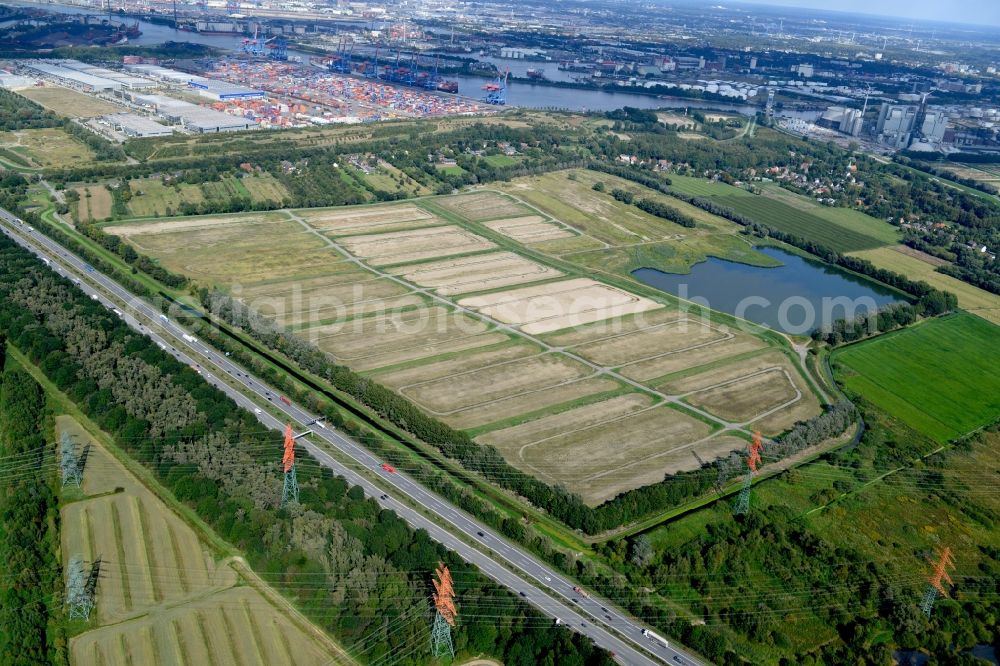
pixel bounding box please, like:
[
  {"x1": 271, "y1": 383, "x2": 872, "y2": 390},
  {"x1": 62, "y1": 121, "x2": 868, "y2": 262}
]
[{"x1": 0, "y1": 209, "x2": 704, "y2": 666}]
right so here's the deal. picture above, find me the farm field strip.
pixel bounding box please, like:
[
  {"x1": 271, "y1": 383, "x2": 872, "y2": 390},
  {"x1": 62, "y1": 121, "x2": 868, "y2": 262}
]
[
  {"x1": 510, "y1": 404, "x2": 729, "y2": 505},
  {"x1": 274, "y1": 294, "x2": 427, "y2": 328},
  {"x1": 434, "y1": 191, "x2": 534, "y2": 221},
  {"x1": 569, "y1": 318, "x2": 734, "y2": 368},
  {"x1": 295, "y1": 203, "x2": 440, "y2": 234},
  {"x1": 447, "y1": 376, "x2": 624, "y2": 431},
  {"x1": 482, "y1": 215, "x2": 575, "y2": 243},
  {"x1": 371, "y1": 341, "x2": 543, "y2": 387},
  {"x1": 457, "y1": 277, "x2": 664, "y2": 335},
  {"x1": 478, "y1": 393, "x2": 657, "y2": 449},
  {"x1": 398, "y1": 353, "x2": 596, "y2": 414},
  {"x1": 682, "y1": 366, "x2": 803, "y2": 425},
  {"x1": 620, "y1": 334, "x2": 768, "y2": 383},
  {"x1": 390, "y1": 251, "x2": 563, "y2": 295},
  {"x1": 335, "y1": 225, "x2": 497, "y2": 266}
]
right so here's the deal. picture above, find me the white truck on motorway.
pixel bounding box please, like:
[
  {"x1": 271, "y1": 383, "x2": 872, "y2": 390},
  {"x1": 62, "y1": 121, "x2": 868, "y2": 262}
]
[
  {"x1": 182, "y1": 333, "x2": 197, "y2": 343},
  {"x1": 642, "y1": 629, "x2": 669, "y2": 648}
]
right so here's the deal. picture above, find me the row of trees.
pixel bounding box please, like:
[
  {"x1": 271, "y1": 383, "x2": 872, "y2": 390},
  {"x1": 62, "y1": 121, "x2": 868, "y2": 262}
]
[
  {"x1": 0, "y1": 88, "x2": 60, "y2": 131},
  {"x1": 601, "y1": 184, "x2": 698, "y2": 228},
  {"x1": 0, "y1": 233, "x2": 614, "y2": 666},
  {"x1": 0, "y1": 361, "x2": 67, "y2": 664}
]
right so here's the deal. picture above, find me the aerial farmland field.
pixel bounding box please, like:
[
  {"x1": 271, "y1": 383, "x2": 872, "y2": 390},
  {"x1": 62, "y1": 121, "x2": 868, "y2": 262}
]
[
  {"x1": 57, "y1": 416, "x2": 343, "y2": 666},
  {"x1": 833, "y1": 313, "x2": 1000, "y2": 441},
  {"x1": 110, "y1": 183, "x2": 825, "y2": 507},
  {"x1": 0, "y1": 128, "x2": 96, "y2": 168},
  {"x1": 17, "y1": 85, "x2": 122, "y2": 118}
]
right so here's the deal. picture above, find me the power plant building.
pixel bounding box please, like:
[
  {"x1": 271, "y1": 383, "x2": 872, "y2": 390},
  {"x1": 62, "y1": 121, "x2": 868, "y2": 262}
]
[{"x1": 876, "y1": 103, "x2": 919, "y2": 149}]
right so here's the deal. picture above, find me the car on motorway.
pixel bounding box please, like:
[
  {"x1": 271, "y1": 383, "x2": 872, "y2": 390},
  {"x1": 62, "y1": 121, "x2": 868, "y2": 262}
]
[
  {"x1": 254, "y1": 408, "x2": 262, "y2": 415},
  {"x1": 381, "y1": 463, "x2": 396, "y2": 473},
  {"x1": 476, "y1": 531, "x2": 485, "y2": 537},
  {"x1": 519, "y1": 591, "x2": 526, "y2": 597},
  {"x1": 84, "y1": 264, "x2": 94, "y2": 272}
]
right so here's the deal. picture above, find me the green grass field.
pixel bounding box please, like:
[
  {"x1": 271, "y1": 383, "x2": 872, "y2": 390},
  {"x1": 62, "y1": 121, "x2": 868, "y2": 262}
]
[
  {"x1": 668, "y1": 177, "x2": 897, "y2": 253},
  {"x1": 834, "y1": 313, "x2": 1000, "y2": 441},
  {"x1": 483, "y1": 154, "x2": 518, "y2": 167},
  {"x1": 127, "y1": 178, "x2": 205, "y2": 217},
  {"x1": 713, "y1": 195, "x2": 888, "y2": 253},
  {"x1": 668, "y1": 175, "x2": 751, "y2": 198}
]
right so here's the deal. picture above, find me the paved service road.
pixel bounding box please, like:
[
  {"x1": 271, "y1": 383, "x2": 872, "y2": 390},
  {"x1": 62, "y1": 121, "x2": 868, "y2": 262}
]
[{"x1": 0, "y1": 211, "x2": 705, "y2": 666}]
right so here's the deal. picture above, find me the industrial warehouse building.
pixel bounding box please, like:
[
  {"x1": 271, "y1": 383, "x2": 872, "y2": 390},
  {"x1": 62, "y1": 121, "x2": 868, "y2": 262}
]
[
  {"x1": 22, "y1": 60, "x2": 156, "y2": 92},
  {"x1": 100, "y1": 113, "x2": 173, "y2": 138},
  {"x1": 22, "y1": 61, "x2": 121, "y2": 92},
  {"x1": 128, "y1": 93, "x2": 258, "y2": 133},
  {"x1": 124, "y1": 64, "x2": 264, "y2": 101},
  {"x1": 186, "y1": 76, "x2": 265, "y2": 101}
]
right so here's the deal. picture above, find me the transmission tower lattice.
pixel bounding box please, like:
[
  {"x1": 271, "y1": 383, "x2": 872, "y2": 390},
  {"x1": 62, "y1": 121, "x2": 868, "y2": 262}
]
[
  {"x1": 921, "y1": 547, "x2": 955, "y2": 617},
  {"x1": 60, "y1": 431, "x2": 82, "y2": 488},
  {"x1": 430, "y1": 562, "x2": 457, "y2": 658},
  {"x1": 65, "y1": 555, "x2": 94, "y2": 620},
  {"x1": 281, "y1": 423, "x2": 299, "y2": 507},
  {"x1": 733, "y1": 431, "x2": 764, "y2": 516}
]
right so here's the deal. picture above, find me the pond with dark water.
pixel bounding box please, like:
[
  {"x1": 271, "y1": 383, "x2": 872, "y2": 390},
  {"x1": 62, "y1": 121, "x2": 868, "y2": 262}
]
[{"x1": 632, "y1": 246, "x2": 906, "y2": 334}]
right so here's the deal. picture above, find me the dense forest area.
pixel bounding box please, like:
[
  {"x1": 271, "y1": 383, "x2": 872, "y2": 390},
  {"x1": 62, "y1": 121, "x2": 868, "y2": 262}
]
[
  {"x1": 0, "y1": 358, "x2": 67, "y2": 665},
  {"x1": 0, "y1": 232, "x2": 614, "y2": 666}
]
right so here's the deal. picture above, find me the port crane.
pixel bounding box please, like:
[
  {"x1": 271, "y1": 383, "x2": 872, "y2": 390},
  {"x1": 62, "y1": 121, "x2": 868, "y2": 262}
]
[{"x1": 483, "y1": 67, "x2": 509, "y2": 105}]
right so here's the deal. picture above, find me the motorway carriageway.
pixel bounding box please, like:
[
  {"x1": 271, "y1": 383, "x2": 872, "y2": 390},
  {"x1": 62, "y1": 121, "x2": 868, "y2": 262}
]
[{"x1": 0, "y1": 210, "x2": 704, "y2": 666}]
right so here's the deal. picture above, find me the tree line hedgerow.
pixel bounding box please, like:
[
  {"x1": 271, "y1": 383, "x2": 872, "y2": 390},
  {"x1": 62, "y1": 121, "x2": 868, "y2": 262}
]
[{"x1": 0, "y1": 360, "x2": 68, "y2": 665}]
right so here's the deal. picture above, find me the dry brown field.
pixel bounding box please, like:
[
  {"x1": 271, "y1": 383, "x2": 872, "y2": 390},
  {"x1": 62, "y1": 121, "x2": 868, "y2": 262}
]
[
  {"x1": 295, "y1": 203, "x2": 440, "y2": 234},
  {"x1": 482, "y1": 216, "x2": 574, "y2": 243},
  {"x1": 391, "y1": 251, "x2": 563, "y2": 295},
  {"x1": 458, "y1": 277, "x2": 663, "y2": 334},
  {"x1": 336, "y1": 225, "x2": 496, "y2": 266},
  {"x1": 434, "y1": 191, "x2": 533, "y2": 221},
  {"x1": 58, "y1": 416, "x2": 343, "y2": 666}
]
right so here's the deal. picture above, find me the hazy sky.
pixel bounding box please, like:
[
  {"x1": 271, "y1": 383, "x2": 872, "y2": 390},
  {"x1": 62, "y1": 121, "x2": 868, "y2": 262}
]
[{"x1": 737, "y1": 0, "x2": 1000, "y2": 26}]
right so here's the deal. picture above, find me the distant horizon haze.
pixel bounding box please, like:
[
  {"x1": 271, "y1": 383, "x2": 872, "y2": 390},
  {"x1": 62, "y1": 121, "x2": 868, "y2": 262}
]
[{"x1": 732, "y1": 0, "x2": 1000, "y2": 27}]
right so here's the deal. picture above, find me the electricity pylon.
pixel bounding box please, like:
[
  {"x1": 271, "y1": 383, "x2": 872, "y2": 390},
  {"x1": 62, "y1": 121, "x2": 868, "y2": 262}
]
[
  {"x1": 921, "y1": 547, "x2": 955, "y2": 617},
  {"x1": 281, "y1": 423, "x2": 299, "y2": 507},
  {"x1": 60, "y1": 431, "x2": 82, "y2": 488},
  {"x1": 430, "y1": 562, "x2": 457, "y2": 658},
  {"x1": 66, "y1": 555, "x2": 94, "y2": 620},
  {"x1": 733, "y1": 431, "x2": 764, "y2": 516}
]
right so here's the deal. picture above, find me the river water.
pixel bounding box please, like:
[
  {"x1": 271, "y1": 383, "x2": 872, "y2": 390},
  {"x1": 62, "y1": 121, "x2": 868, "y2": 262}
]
[
  {"x1": 6, "y1": 0, "x2": 825, "y2": 116},
  {"x1": 632, "y1": 246, "x2": 906, "y2": 334}
]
